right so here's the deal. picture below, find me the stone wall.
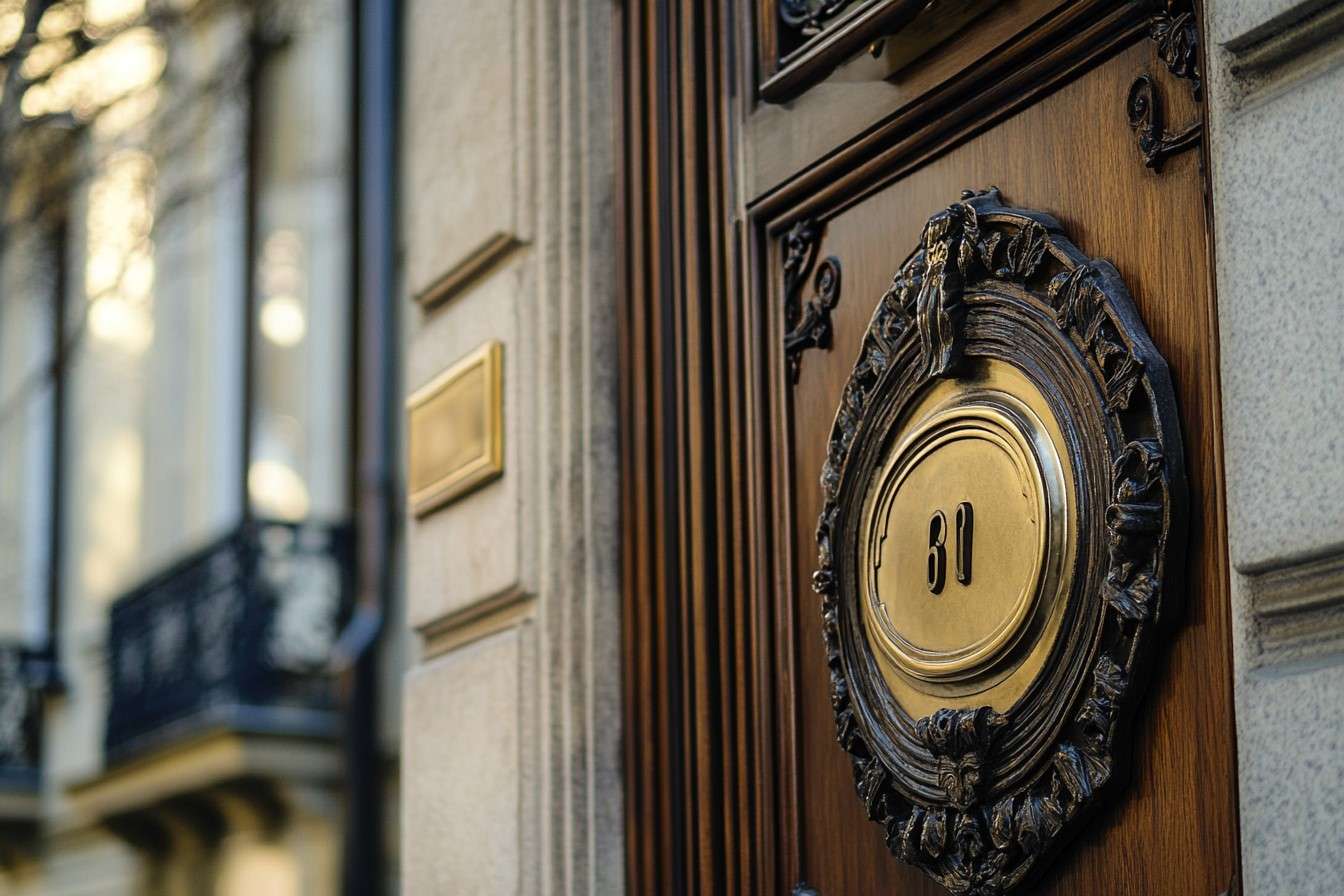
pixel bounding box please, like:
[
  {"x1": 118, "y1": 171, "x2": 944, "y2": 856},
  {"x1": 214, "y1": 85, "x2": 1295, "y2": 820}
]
[
  {"x1": 1204, "y1": 1, "x2": 1344, "y2": 892},
  {"x1": 399, "y1": 0, "x2": 623, "y2": 893}
]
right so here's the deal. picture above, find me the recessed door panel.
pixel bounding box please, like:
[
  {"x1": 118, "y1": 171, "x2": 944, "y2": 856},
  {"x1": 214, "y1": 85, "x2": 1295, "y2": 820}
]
[{"x1": 781, "y1": 42, "x2": 1236, "y2": 896}]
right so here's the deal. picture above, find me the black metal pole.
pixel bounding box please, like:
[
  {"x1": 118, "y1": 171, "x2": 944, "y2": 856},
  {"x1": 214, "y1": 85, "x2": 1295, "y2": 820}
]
[
  {"x1": 46, "y1": 214, "x2": 68, "y2": 673},
  {"x1": 343, "y1": 0, "x2": 399, "y2": 892}
]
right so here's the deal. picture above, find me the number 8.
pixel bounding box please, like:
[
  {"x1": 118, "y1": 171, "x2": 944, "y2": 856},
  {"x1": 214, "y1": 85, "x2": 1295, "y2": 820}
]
[{"x1": 927, "y1": 511, "x2": 947, "y2": 595}]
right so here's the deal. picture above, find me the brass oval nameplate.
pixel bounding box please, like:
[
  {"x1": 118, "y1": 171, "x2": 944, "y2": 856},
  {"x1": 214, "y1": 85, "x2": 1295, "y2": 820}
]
[
  {"x1": 811, "y1": 189, "x2": 1185, "y2": 894},
  {"x1": 859, "y1": 363, "x2": 1075, "y2": 714}
]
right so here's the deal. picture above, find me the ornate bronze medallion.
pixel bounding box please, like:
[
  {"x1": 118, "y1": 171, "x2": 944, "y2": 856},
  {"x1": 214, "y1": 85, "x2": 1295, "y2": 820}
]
[{"x1": 812, "y1": 189, "x2": 1185, "y2": 894}]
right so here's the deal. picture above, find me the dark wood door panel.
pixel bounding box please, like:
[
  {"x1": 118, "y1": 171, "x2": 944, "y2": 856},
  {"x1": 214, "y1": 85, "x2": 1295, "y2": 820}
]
[
  {"x1": 619, "y1": 4, "x2": 1235, "y2": 893},
  {"x1": 781, "y1": 41, "x2": 1237, "y2": 895}
]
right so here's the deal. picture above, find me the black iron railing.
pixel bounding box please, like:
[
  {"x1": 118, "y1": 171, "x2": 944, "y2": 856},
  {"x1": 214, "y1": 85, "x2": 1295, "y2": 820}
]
[
  {"x1": 105, "y1": 520, "x2": 352, "y2": 763},
  {"x1": 0, "y1": 643, "x2": 46, "y2": 791}
]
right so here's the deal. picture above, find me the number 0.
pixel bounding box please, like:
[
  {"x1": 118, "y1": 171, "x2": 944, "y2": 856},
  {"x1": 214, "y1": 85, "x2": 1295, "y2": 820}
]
[{"x1": 955, "y1": 501, "x2": 973, "y2": 585}]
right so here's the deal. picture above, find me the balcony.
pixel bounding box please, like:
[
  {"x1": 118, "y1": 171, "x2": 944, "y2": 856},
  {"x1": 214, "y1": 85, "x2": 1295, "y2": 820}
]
[
  {"x1": 104, "y1": 520, "x2": 352, "y2": 764},
  {"x1": 0, "y1": 643, "x2": 46, "y2": 825}
]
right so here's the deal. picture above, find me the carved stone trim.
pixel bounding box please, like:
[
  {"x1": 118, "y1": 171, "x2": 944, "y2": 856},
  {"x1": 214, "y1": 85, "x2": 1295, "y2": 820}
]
[
  {"x1": 1223, "y1": 0, "x2": 1344, "y2": 104},
  {"x1": 782, "y1": 220, "x2": 843, "y2": 384},
  {"x1": 812, "y1": 189, "x2": 1186, "y2": 894},
  {"x1": 1226, "y1": 0, "x2": 1344, "y2": 77},
  {"x1": 1248, "y1": 550, "x2": 1344, "y2": 669},
  {"x1": 413, "y1": 231, "x2": 525, "y2": 312}
]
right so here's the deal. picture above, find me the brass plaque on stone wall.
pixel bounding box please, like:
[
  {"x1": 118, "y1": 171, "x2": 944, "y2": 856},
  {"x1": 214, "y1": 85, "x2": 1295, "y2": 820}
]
[
  {"x1": 407, "y1": 341, "x2": 503, "y2": 515},
  {"x1": 811, "y1": 189, "x2": 1186, "y2": 894}
]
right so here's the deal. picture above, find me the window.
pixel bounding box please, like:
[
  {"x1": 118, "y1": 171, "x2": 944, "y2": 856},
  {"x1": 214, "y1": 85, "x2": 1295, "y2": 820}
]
[
  {"x1": 0, "y1": 219, "x2": 59, "y2": 643},
  {"x1": 0, "y1": 0, "x2": 353, "y2": 642},
  {"x1": 249, "y1": 9, "x2": 352, "y2": 524},
  {"x1": 60, "y1": 12, "x2": 246, "y2": 616}
]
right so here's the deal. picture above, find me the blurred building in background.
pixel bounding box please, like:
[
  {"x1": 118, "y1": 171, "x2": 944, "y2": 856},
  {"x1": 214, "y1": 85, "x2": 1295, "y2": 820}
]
[
  {"x1": 8, "y1": 0, "x2": 1343, "y2": 893},
  {"x1": 0, "y1": 0, "x2": 401, "y2": 893}
]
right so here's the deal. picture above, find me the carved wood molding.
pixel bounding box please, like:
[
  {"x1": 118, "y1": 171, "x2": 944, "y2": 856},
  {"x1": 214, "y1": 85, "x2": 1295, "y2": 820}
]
[
  {"x1": 755, "y1": 0, "x2": 1152, "y2": 224},
  {"x1": 811, "y1": 189, "x2": 1186, "y2": 894},
  {"x1": 766, "y1": 0, "x2": 928, "y2": 101}
]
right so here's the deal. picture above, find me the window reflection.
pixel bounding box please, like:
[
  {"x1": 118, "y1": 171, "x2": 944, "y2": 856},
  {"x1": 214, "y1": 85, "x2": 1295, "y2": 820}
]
[
  {"x1": 0, "y1": 0, "x2": 371, "y2": 887},
  {"x1": 259, "y1": 229, "x2": 307, "y2": 348},
  {"x1": 65, "y1": 147, "x2": 155, "y2": 605},
  {"x1": 85, "y1": 149, "x2": 155, "y2": 355},
  {"x1": 61, "y1": 10, "x2": 247, "y2": 611},
  {"x1": 21, "y1": 27, "x2": 164, "y2": 121},
  {"x1": 32, "y1": 0, "x2": 353, "y2": 612},
  {"x1": 249, "y1": 12, "x2": 351, "y2": 524}
]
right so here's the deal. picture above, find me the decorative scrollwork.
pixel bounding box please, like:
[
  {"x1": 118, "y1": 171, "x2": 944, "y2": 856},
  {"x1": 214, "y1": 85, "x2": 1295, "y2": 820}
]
[
  {"x1": 783, "y1": 219, "x2": 821, "y2": 299},
  {"x1": 1103, "y1": 440, "x2": 1169, "y2": 621},
  {"x1": 0, "y1": 650, "x2": 32, "y2": 765},
  {"x1": 1149, "y1": 0, "x2": 1201, "y2": 97},
  {"x1": 784, "y1": 257, "x2": 842, "y2": 383},
  {"x1": 1127, "y1": 0, "x2": 1203, "y2": 170},
  {"x1": 917, "y1": 707, "x2": 1010, "y2": 811},
  {"x1": 1047, "y1": 262, "x2": 1146, "y2": 412},
  {"x1": 782, "y1": 220, "x2": 843, "y2": 384},
  {"x1": 911, "y1": 203, "x2": 976, "y2": 379},
  {"x1": 813, "y1": 189, "x2": 1185, "y2": 894},
  {"x1": 105, "y1": 521, "x2": 352, "y2": 763},
  {"x1": 1127, "y1": 75, "x2": 1202, "y2": 171}
]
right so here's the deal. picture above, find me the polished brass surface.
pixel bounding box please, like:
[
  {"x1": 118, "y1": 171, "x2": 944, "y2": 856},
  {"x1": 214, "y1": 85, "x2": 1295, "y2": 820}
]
[
  {"x1": 407, "y1": 341, "x2": 504, "y2": 515},
  {"x1": 858, "y1": 358, "x2": 1075, "y2": 716}
]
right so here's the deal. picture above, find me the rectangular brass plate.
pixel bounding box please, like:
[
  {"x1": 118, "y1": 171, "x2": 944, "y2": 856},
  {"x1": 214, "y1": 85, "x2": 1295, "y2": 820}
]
[{"x1": 407, "y1": 341, "x2": 503, "y2": 515}]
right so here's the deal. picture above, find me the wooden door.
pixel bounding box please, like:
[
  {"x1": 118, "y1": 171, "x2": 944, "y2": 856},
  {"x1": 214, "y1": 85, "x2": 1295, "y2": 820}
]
[{"x1": 618, "y1": 3, "x2": 1241, "y2": 894}]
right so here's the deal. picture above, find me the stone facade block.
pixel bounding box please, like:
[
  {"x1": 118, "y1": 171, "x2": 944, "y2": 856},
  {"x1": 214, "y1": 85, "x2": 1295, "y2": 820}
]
[
  {"x1": 402, "y1": 0, "x2": 522, "y2": 298},
  {"x1": 402, "y1": 630, "x2": 521, "y2": 896},
  {"x1": 1206, "y1": 1, "x2": 1344, "y2": 892},
  {"x1": 1208, "y1": 58, "x2": 1344, "y2": 571},
  {"x1": 405, "y1": 258, "x2": 526, "y2": 631}
]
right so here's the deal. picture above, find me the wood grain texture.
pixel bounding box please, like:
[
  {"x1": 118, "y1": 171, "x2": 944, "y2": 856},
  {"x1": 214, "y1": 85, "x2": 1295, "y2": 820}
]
[
  {"x1": 619, "y1": 2, "x2": 1239, "y2": 893},
  {"x1": 620, "y1": 2, "x2": 767, "y2": 892},
  {"x1": 780, "y1": 41, "x2": 1237, "y2": 896}
]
